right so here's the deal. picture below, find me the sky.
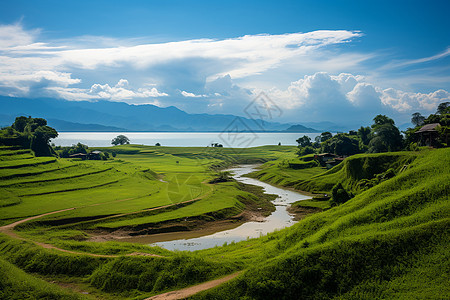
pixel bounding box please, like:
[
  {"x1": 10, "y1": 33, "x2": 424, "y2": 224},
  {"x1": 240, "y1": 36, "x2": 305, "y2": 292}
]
[{"x1": 1, "y1": 0, "x2": 449, "y2": 126}]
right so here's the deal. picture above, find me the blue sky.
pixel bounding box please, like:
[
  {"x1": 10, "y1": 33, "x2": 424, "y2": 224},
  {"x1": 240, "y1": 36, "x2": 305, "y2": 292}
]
[{"x1": 1, "y1": 0, "x2": 449, "y2": 125}]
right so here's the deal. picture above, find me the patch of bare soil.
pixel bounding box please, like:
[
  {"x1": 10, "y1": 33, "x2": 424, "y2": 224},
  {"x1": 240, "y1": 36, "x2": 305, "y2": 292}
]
[
  {"x1": 145, "y1": 271, "x2": 242, "y2": 300},
  {"x1": 87, "y1": 206, "x2": 268, "y2": 244}
]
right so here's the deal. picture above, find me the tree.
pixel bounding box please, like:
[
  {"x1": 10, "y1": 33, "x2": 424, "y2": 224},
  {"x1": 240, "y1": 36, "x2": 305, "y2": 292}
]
[
  {"x1": 297, "y1": 146, "x2": 315, "y2": 156},
  {"x1": 411, "y1": 112, "x2": 425, "y2": 127},
  {"x1": 30, "y1": 126, "x2": 58, "y2": 156},
  {"x1": 111, "y1": 135, "x2": 130, "y2": 146},
  {"x1": 155, "y1": 142, "x2": 161, "y2": 146},
  {"x1": 320, "y1": 133, "x2": 361, "y2": 156},
  {"x1": 436, "y1": 102, "x2": 450, "y2": 114},
  {"x1": 12, "y1": 116, "x2": 29, "y2": 132},
  {"x1": 368, "y1": 115, "x2": 403, "y2": 153},
  {"x1": 320, "y1": 132, "x2": 332, "y2": 142},
  {"x1": 357, "y1": 126, "x2": 371, "y2": 145},
  {"x1": 372, "y1": 115, "x2": 395, "y2": 127},
  {"x1": 296, "y1": 135, "x2": 312, "y2": 147},
  {"x1": 2, "y1": 116, "x2": 58, "y2": 156}
]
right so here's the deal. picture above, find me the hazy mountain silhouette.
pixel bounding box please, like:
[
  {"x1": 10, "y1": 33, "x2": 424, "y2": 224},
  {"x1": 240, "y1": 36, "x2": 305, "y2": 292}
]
[{"x1": 0, "y1": 96, "x2": 339, "y2": 132}]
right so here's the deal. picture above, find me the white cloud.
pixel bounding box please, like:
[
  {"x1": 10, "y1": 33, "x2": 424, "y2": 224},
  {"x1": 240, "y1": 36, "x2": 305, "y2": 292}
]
[
  {"x1": 181, "y1": 91, "x2": 206, "y2": 98},
  {"x1": 262, "y1": 72, "x2": 448, "y2": 123},
  {"x1": 386, "y1": 47, "x2": 450, "y2": 69},
  {"x1": 0, "y1": 23, "x2": 38, "y2": 49},
  {"x1": 380, "y1": 88, "x2": 449, "y2": 112},
  {"x1": 0, "y1": 23, "x2": 448, "y2": 125},
  {"x1": 47, "y1": 79, "x2": 168, "y2": 101}
]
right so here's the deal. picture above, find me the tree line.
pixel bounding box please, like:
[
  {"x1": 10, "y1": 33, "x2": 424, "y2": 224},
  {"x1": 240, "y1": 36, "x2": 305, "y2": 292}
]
[{"x1": 296, "y1": 102, "x2": 449, "y2": 157}]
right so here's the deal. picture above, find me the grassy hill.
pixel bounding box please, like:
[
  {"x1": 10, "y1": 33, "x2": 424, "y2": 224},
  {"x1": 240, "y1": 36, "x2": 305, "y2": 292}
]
[
  {"x1": 192, "y1": 148, "x2": 450, "y2": 299},
  {"x1": 0, "y1": 145, "x2": 448, "y2": 299}
]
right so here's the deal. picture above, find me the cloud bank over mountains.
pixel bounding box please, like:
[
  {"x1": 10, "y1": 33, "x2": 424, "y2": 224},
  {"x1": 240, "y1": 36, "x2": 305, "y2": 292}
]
[{"x1": 0, "y1": 23, "x2": 448, "y2": 125}]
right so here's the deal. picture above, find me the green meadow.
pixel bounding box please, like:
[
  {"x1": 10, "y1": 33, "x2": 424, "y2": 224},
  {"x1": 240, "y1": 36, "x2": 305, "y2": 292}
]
[{"x1": 0, "y1": 144, "x2": 448, "y2": 299}]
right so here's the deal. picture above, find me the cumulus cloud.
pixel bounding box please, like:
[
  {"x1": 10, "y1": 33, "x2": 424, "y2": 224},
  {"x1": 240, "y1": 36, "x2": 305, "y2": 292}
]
[
  {"x1": 380, "y1": 88, "x2": 449, "y2": 112},
  {"x1": 46, "y1": 79, "x2": 168, "y2": 101},
  {"x1": 263, "y1": 72, "x2": 449, "y2": 124}
]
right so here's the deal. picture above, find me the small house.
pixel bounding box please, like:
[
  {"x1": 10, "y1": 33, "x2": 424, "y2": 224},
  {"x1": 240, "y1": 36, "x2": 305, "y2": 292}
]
[
  {"x1": 415, "y1": 123, "x2": 440, "y2": 147},
  {"x1": 69, "y1": 153, "x2": 87, "y2": 160},
  {"x1": 88, "y1": 150, "x2": 102, "y2": 160}
]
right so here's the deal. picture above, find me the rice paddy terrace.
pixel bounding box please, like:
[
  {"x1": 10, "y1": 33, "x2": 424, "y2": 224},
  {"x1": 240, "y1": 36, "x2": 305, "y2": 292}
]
[{"x1": 0, "y1": 144, "x2": 448, "y2": 299}]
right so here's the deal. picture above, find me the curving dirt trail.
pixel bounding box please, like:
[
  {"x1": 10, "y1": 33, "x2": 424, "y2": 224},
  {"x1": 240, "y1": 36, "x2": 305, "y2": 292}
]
[
  {"x1": 0, "y1": 182, "x2": 241, "y2": 297},
  {"x1": 0, "y1": 207, "x2": 162, "y2": 258},
  {"x1": 145, "y1": 271, "x2": 242, "y2": 300}
]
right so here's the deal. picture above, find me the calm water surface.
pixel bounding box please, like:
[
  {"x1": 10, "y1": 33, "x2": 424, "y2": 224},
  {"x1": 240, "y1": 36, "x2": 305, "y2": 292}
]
[
  {"x1": 52, "y1": 132, "x2": 320, "y2": 147},
  {"x1": 152, "y1": 165, "x2": 311, "y2": 251}
]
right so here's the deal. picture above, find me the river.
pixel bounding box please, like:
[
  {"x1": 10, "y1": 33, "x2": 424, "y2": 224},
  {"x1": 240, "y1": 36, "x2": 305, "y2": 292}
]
[{"x1": 151, "y1": 165, "x2": 311, "y2": 251}]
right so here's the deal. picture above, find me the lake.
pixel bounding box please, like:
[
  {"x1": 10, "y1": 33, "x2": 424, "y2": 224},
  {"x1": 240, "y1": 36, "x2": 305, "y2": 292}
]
[{"x1": 52, "y1": 132, "x2": 320, "y2": 148}]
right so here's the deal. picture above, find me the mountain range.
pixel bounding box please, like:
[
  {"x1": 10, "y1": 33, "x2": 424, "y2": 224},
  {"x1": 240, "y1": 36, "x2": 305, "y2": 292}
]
[{"x1": 0, "y1": 96, "x2": 347, "y2": 133}]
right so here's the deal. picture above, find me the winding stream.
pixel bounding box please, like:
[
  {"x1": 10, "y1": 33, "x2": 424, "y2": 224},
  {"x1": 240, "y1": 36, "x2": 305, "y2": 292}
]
[{"x1": 151, "y1": 165, "x2": 311, "y2": 251}]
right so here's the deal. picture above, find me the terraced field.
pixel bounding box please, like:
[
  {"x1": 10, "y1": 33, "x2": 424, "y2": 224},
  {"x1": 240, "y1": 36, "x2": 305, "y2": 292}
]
[
  {"x1": 0, "y1": 144, "x2": 296, "y2": 239},
  {"x1": 0, "y1": 144, "x2": 448, "y2": 299}
]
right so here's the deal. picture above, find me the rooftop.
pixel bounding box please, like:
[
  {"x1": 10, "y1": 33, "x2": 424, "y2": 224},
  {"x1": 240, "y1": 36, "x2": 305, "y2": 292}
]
[{"x1": 416, "y1": 123, "x2": 440, "y2": 133}]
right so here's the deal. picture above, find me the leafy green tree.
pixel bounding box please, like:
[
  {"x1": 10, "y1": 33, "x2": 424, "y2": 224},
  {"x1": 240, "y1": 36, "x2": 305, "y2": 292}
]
[
  {"x1": 111, "y1": 135, "x2": 130, "y2": 146},
  {"x1": 12, "y1": 116, "x2": 29, "y2": 132},
  {"x1": 357, "y1": 126, "x2": 371, "y2": 145},
  {"x1": 436, "y1": 102, "x2": 450, "y2": 114},
  {"x1": 30, "y1": 126, "x2": 58, "y2": 156},
  {"x1": 2, "y1": 116, "x2": 58, "y2": 156},
  {"x1": 402, "y1": 127, "x2": 420, "y2": 149},
  {"x1": 321, "y1": 133, "x2": 360, "y2": 156},
  {"x1": 296, "y1": 135, "x2": 312, "y2": 147},
  {"x1": 372, "y1": 114, "x2": 395, "y2": 127},
  {"x1": 319, "y1": 132, "x2": 332, "y2": 142},
  {"x1": 368, "y1": 115, "x2": 403, "y2": 153},
  {"x1": 411, "y1": 112, "x2": 425, "y2": 127},
  {"x1": 297, "y1": 146, "x2": 315, "y2": 156}
]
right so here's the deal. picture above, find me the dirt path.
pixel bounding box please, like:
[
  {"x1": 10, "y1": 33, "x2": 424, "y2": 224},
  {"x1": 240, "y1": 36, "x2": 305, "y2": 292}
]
[
  {"x1": 0, "y1": 183, "x2": 214, "y2": 258},
  {"x1": 145, "y1": 271, "x2": 242, "y2": 300},
  {"x1": 0, "y1": 207, "x2": 162, "y2": 258}
]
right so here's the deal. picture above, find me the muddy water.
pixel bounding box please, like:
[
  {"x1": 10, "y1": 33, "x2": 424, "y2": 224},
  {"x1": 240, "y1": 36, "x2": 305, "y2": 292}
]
[{"x1": 151, "y1": 165, "x2": 311, "y2": 251}]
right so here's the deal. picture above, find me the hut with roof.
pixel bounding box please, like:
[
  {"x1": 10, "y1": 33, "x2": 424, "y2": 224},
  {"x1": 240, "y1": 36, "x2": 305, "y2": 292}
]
[{"x1": 415, "y1": 123, "x2": 441, "y2": 147}]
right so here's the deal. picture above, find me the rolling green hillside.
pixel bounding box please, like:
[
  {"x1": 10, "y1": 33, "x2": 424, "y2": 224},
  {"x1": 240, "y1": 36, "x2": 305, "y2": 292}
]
[
  {"x1": 192, "y1": 148, "x2": 450, "y2": 299},
  {"x1": 0, "y1": 145, "x2": 448, "y2": 299}
]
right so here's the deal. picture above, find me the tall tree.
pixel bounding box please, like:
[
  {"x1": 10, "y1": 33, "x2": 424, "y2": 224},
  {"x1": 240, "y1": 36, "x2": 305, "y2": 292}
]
[
  {"x1": 296, "y1": 135, "x2": 312, "y2": 147},
  {"x1": 369, "y1": 115, "x2": 403, "y2": 152},
  {"x1": 436, "y1": 102, "x2": 450, "y2": 114},
  {"x1": 357, "y1": 126, "x2": 371, "y2": 145},
  {"x1": 320, "y1": 132, "x2": 332, "y2": 142},
  {"x1": 411, "y1": 112, "x2": 425, "y2": 127},
  {"x1": 30, "y1": 126, "x2": 58, "y2": 156}
]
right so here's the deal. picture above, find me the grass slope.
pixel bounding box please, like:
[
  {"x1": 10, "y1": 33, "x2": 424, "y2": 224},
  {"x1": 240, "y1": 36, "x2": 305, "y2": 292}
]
[
  {"x1": 0, "y1": 256, "x2": 85, "y2": 300},
  {"x1": 0, "y1": 145, "x2": 448, "y2": 299},
  {"x1": 191, "y1": 148, "x2": 450, "y2": 299}
]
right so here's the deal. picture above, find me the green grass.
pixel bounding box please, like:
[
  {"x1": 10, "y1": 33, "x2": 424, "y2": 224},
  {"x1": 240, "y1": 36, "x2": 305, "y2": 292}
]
[
  {"x1": 0, "y1": 256, "x2": 86, "y2": 300},
  {"x1": 190, "y1": 148, "x2": 450, "y2": 299},
  {"x1": 291, "y1": 198, "x2": 331, "y2": 210},
  {"x1": 0, "y1": 144, "x2": 448, "y2": 299}
]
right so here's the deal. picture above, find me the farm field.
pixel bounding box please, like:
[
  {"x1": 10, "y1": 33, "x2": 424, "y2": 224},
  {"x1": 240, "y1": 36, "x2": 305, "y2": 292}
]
[
  {"x1": 0, "y1": 145, "x2": 297, "y2": 246},
  {"x1": 0, "y1": 144, "x2": 448, "y2": 299}
]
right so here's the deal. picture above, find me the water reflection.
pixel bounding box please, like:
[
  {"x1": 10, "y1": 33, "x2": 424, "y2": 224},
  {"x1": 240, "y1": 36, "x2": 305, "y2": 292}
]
[{"x1": 152, "y1": 165, "x2": 310, "y2": 251}]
